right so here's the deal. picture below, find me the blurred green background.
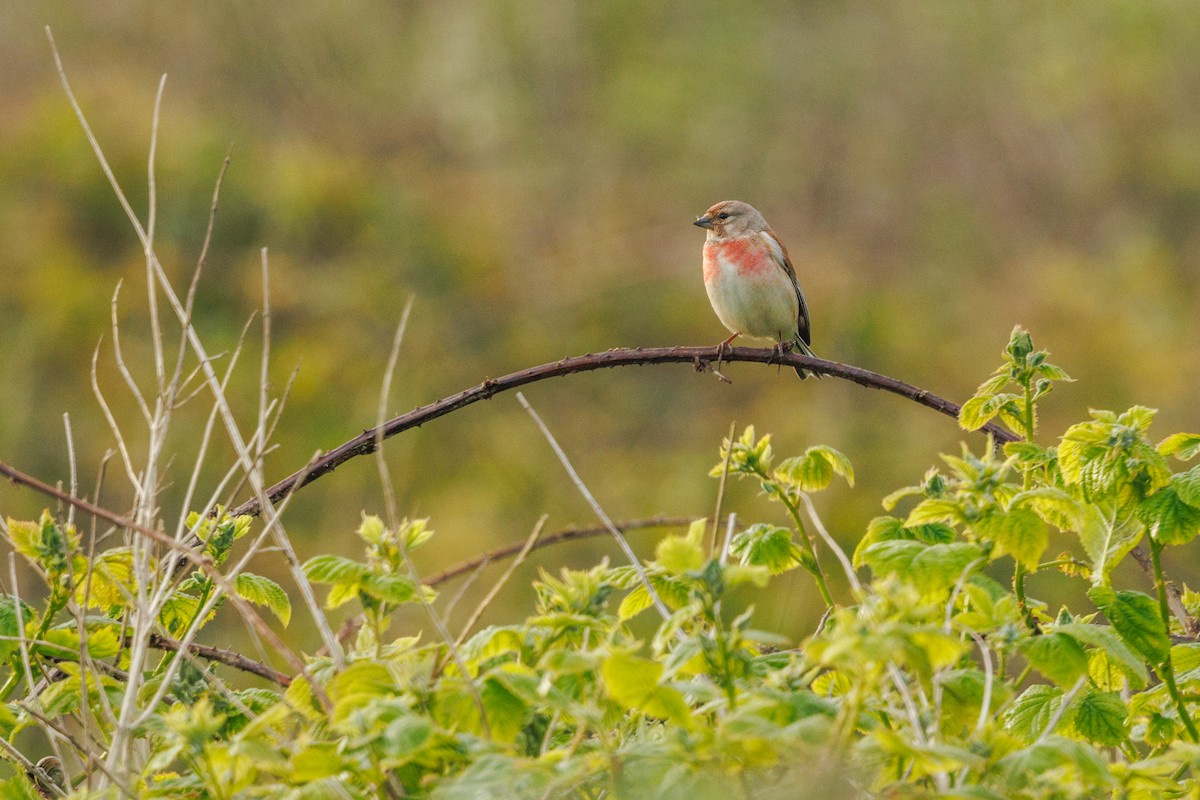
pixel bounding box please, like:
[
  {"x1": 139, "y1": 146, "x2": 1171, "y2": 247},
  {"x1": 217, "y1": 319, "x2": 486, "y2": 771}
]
[{"x1": 2, "y1": 2, "x2": 1199, "y2": 651}]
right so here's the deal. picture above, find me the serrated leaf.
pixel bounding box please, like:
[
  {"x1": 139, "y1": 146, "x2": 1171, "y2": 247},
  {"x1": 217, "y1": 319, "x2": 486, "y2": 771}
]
[
  {"x1": 1070, "y1": 689, "x2": 1128, "y2": 746},
  {"x1": 303, "y1": 555, "x2": 371, "y2": 585},
  {"x1": 360, "y1": 574, "x2": 424, "y2": 605},
  {"x1": 974, "y1": 508, "x2": 1047, "y2": 571},
  {"x1": 731, "y1": 524, "x2": 804, "y2": 574},
  {"x1": 881, "y1": 485, "x2": 925, "y2": 511},
  {"x1": 776, "y1": 445, "x2": 855, "y2": 491},
  {"x1": 1010, "y1": 487, "x2": 1084, "y2": 531},
  {"x1": 1159, "y1": 433, "x2": 1200, "y2": 461},
  {"x1": 1141, "y1": 486, "x2": 1200, "y2": 546},
  {"x1": 601, "y1": 651, "x2": 692, "y2": 726},
  {"x1": 1053, "y1": 622, "x2": 1148, "y2": 688},
  {"x1": 1037, "y1": 362, "x2": 1072, "y2": 382},
  {"x1": 859, "y1": 541, "x2": 984, "y2": 596},
  {"x1": 1172, "y1": 466, "x2": 1200, "y2": 507},
  {"x1": 1003, "y1": 684, "x2": 1064, "y2": 742},
  {"x1": 1018, "y1": 632, "x2": 1088, "y2": 687},
  {"x1": 356, "y1": 514, "x2": 386, "y2": 545},
  {"x1": 234, "y1": 573, "x2": 292, "y2": 626},
  {"x1": 995, "y1": 737, "x2": 1115, "y2": 790},
  {"x1": 655, "y1": 521, "x2": 705, "y2": 575},
  {"x1": 76, "y1": 548, "x2": 135, "y2": 610},
  {"x1": 1091, "y1": 589, "x2": 1170, "y2": 666},
  {"x1": 904, "y1": 498, "x2": 963, "y2": 527},
  {"x1": 617, "y1": 585, "x2": 654, "y2": 622},
  {"x1": 1078, "y1": 502, "x2": 1144, "y2": 586},
  {"x1": 959, "y1": 394, "x2": 999, "y2": 431}
]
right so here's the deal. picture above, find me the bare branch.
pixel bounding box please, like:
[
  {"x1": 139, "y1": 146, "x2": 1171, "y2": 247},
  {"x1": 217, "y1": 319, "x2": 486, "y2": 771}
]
[
  {"x1": 423, "y1": 516, "x2": 694, "y2": 588},
  {"x1": 230, "y1": 346, "x2": 1017, "y2": 519}
]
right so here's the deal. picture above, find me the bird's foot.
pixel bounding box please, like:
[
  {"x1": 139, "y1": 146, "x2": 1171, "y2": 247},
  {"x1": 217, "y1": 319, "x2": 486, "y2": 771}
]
[{"x1": 714, "y1": 334, "x2": 738, "y2": 372}]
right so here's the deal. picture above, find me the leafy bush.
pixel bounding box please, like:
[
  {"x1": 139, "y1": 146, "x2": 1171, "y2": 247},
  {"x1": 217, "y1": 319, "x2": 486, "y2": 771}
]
[{"x1": 4, "y1": 327, "x2": 1200, "y2": 798}]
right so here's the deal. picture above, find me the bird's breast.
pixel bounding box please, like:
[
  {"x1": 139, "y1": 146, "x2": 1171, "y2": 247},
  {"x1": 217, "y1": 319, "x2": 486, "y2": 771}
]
[{"x1": 703, "y1": 237, "x2": 774, "y2": 284}]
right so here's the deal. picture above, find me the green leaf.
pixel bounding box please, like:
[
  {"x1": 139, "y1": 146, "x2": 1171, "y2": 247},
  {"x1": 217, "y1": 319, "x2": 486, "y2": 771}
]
[
  {"x1": 1069, "y1": 689, "x2": 1128, "y2": 746},
  {"x1": 356, "y1": 514, "x2": 387, "y2": 545},
  {"x1": 303, "y1": 555, "x2": 371, "y2": 585},
  {"x1": 1053, "y1": 622, "x2": 1149, "y2": 688},
  {"x1": 858, "y1": 541, "x2": 984, "y2": 596},
  {"x1": 1037, "y1": 362, "x2": 1072, "y2": 382},
  {"x1": 973, "y1": 508, "x2": 1047, "y2": 571},
  {"x1": 1010, "y1": 487, "x2": 1084, "y2": 531},
  {"x1": 1172, "y1": 465, "x2": 1200, "y2": 507},
  {"x1": 601, "y1": 651, "x2": 692, "y2": 727},
  {"x1": 881, "y1": 485, "x2": 925, "y2": 511},
  {"x1": 0, "y1": 596, "x2": 35, "y2": 661},
  {"x1": 1090, "y1": 588, "x2": 1170, "y2": 665},
  {"x1": 731, "y1": 524, "x2": 804, "y2": 574},
  {"x1": 1171, "y1": 642, "x2": 1200, "y2": 675},
  {"x1": 1078, "y1": 502, "x2": 1144, "y2": 586},
  {"x1": 76, "y1": 548, "x2": 135, "y2": 610},
  {"x1": 1159, "y1": 433, "x2": 1200, "y2": 461},
  {"x1": 328, "y1": 662, "x2": 395, "y2": 725},
  {"x1": 904, "y1": 498, "x2": 963, "y2": 527},
  {"x1": 1003, "y1": 684, "x2": 1064, "y2": 742},
  {"x1": 995, "y1": 737, "x2": 1116, "y2": 790},
  {"x1": 0, "y1": 774, "x2": 44, "y2": 800},
  {"x1": 1140, "y1": 485, "x2": 1200, "y2": 546},
  {"x1": 775, "y1": 445, "x2": 855, "y2": 490},
  {"x1": 234, "y1": 573, "x2": 292, "y2": 626},
  {"x1": 360, "y1": 574, "x2": 424, "y2": 605},
  {"x1": 655, "y1": 520, "x2": 706, "y2": 575},
  {"x1": 1018, "y1": 632, "x2": 1088, "y2": 688},
  {"x1": 959, "y1": 394, "x2": 999, "y2": 431},
  {"x1": 480, "y1": 667, "x2": 534, "y2": 742}
]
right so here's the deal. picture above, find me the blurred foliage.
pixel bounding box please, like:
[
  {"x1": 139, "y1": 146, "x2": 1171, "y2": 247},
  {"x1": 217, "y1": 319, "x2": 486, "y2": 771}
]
[{"x1": 3, "y1": 1, "x2": 1200, "y2": 645}]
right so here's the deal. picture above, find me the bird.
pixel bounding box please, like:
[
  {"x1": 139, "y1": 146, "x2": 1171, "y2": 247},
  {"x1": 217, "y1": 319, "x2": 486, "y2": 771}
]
[{"x1": 693, "y1": 200, "x2": 819, "y2": 378}]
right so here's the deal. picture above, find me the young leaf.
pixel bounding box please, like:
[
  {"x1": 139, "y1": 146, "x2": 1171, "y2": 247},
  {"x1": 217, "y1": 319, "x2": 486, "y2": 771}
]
[
  {"x1": 1069, "y1": 689, "x2": 1128, "y2": 746},
  {"x1": 655, "y1": 521, "x2": 705, "y2": 575},
  {"x1": 731, "y1": 524, "x2": 804, "y2": 574},
  {"x1": 1078, "y1": 502, "x2": 1144, "y2": 586},
  {"x1": 1140, "y1": 486, "x2": 1200, "y2": 546},
  {"x1": 973, "y1": 508, "x2": 1047, "y2": 571},
  {"x1": 1018, "y1": 632, "x2": 1088, "y2": 688},
  {"x1": 1090, "y1": 589, "x2": 1170, "y2": 665},
  {"x1": 775, "y1": 445, "x2": 855, "y2": 491},
  {"x1": 234, "y1": 573, "x2": 292, "y2": 626},
  {"x1": 958, "y1": 395, "x2": 999, "y2": 432},
  {"x1": 1053, "y1": 622, "x2": 1149, "y2": 688},
  {"x1": 858, "y1": 541, "x2": 984, "y2": 596},
  {"x1": 303, "y1": 555, "x2": 371, "y2": 585},
  {"x1": 1159, "y1": 433, "x2": 1200, "y2": 461},
  {"x1": 1003, "y1": 684, "x2": 1064, "y2": 743}
]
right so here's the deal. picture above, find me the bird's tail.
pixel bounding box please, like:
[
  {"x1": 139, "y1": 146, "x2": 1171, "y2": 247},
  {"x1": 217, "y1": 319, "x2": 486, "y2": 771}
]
[{"x1": 793, "y1": 336, "x2": 822, "y2": 379}]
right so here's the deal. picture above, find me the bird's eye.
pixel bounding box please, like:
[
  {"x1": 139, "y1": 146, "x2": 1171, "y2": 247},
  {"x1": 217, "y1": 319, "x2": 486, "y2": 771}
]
[{"x1": 717, "y1": 212, "x2": 730, "y2": 220}]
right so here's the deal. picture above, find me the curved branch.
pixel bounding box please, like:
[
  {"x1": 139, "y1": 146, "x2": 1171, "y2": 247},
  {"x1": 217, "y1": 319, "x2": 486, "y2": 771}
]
[
  {"x1": 231, "y1": 346, "x2": 1016, "y2": 518},
  {"x1": 423, "y1": 516, "x2": 695, "y2": 588}
]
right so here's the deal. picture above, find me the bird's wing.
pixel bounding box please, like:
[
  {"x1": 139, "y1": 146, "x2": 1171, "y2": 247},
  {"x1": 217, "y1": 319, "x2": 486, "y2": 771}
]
[{"x1": 760, "y1": 229, "x2": 812, "y2": 346}]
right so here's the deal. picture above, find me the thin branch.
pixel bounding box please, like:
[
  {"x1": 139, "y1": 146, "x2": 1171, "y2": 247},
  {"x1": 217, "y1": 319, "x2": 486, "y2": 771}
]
[
  {"x1": 146, "y1": 634, "x2": 289, "y2": 687},
  {"x1": 231, "y1": 346, "x2": 1015, "y2": 519},
  {"x1": 0, "y1": 460, "x2": 317, "y2": 698},
  {"x1": 454, "y1": 515, "x2": 547, "y2": 647},
  {"x1": 422, "y1": 516, "x2": 694, "y2": 588},
  {"x1": 516, "y1": 392, "x2": 671, "y2": 620}
]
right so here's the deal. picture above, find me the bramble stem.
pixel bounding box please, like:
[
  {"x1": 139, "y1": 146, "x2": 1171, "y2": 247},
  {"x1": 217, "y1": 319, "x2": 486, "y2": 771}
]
[{"x1": 1151, "y1": 539, "x2": 1199, "y2": 742}]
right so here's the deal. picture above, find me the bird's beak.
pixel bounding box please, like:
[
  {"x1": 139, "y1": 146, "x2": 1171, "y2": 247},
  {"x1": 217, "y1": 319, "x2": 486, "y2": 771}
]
[{"x1": 693, "y1": 215, "x2": 713, "y2": 229}]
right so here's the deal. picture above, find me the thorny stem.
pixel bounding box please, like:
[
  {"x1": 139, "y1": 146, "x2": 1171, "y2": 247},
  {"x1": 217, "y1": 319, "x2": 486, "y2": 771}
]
[
  {"x1": 1013, "y1": 379, "x2": 1037, "y2": 631},
  {"x1": 763, "y1": 472, "x2": 835, "y2": 610},
  {"x1": 229, "y1": 346, "x2": 1018, "y2": 519},
  {"x1": 1150, "y1": 539, "x2": 1199, "y2": 742}
]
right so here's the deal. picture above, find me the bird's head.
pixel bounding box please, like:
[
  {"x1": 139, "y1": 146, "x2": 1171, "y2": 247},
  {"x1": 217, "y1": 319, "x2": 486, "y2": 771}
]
[{"x1": 693, "y1": 200, "x2": 767, "y2": 239}]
